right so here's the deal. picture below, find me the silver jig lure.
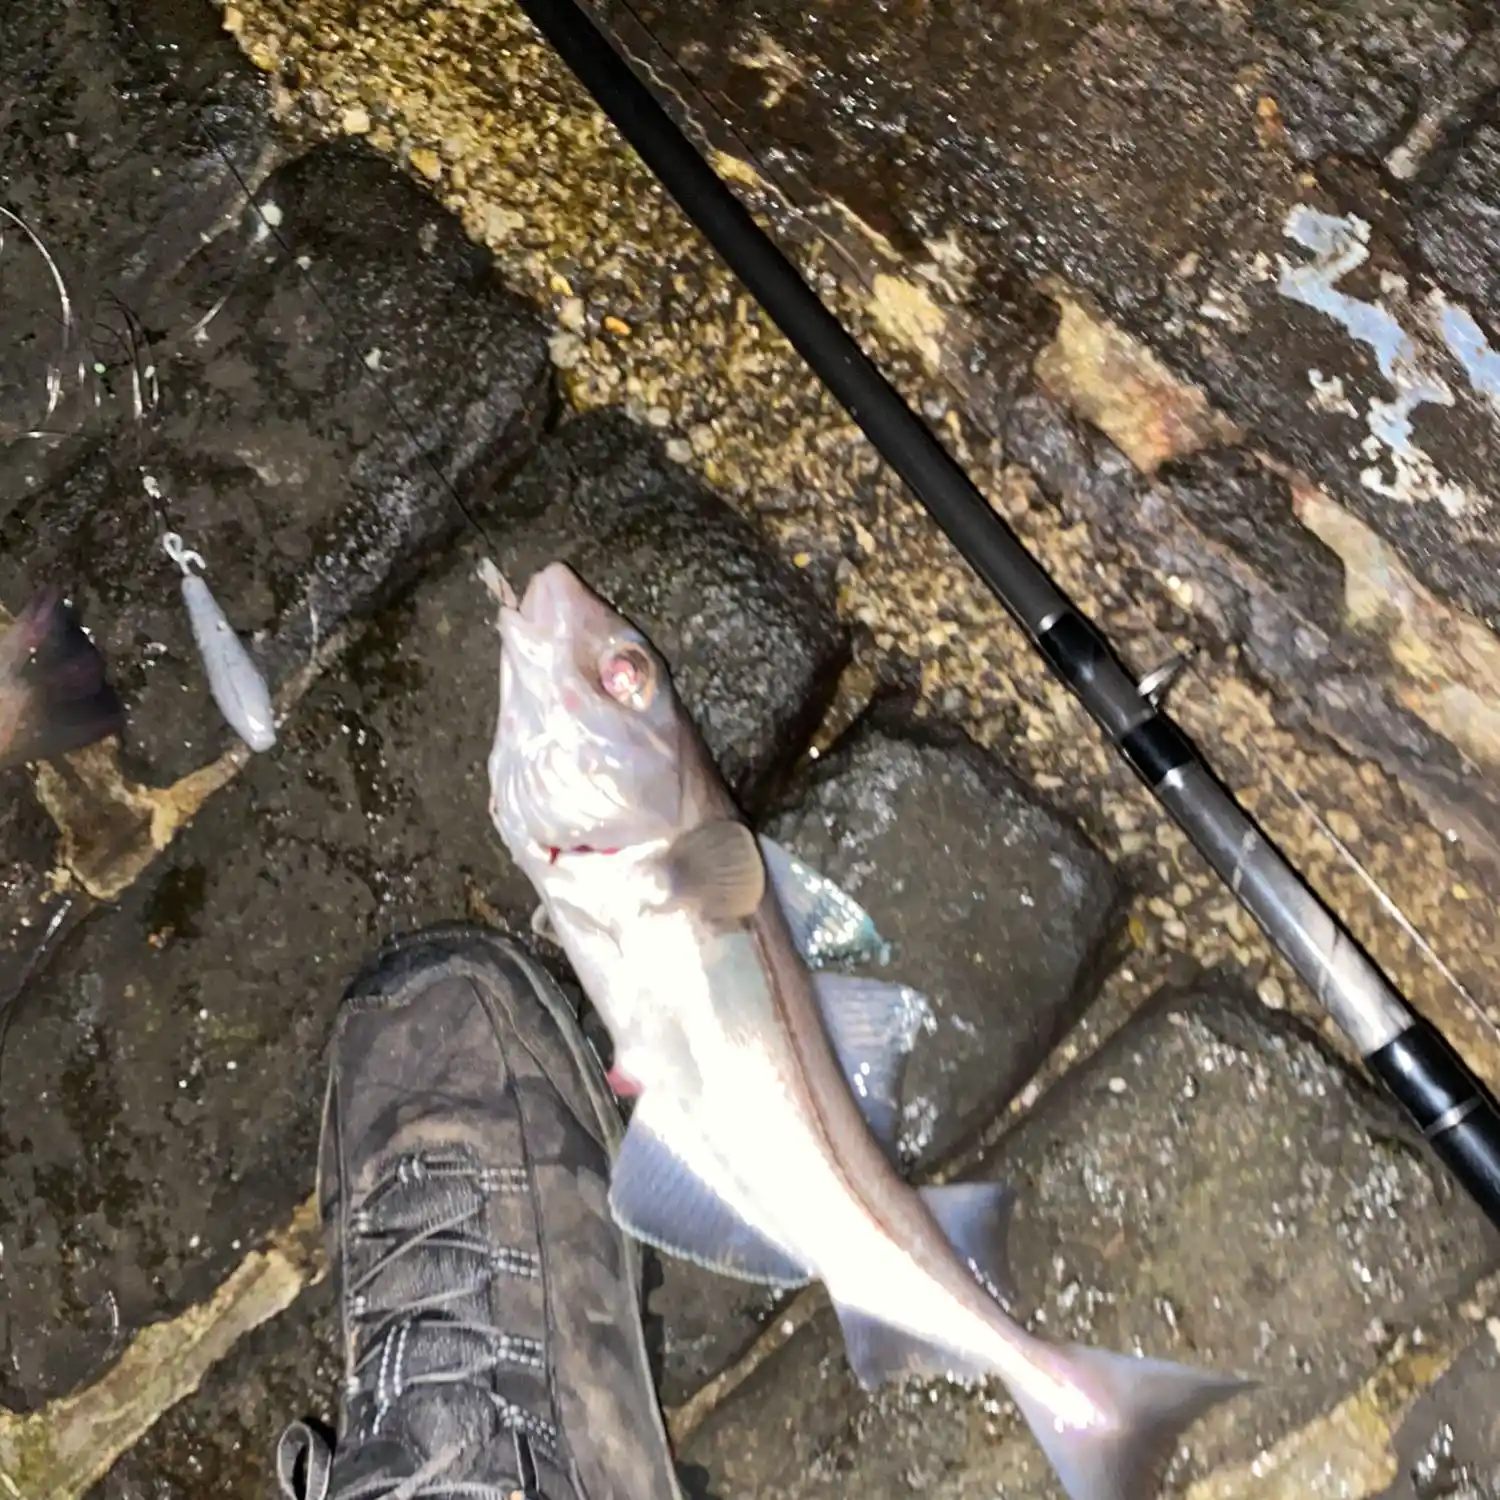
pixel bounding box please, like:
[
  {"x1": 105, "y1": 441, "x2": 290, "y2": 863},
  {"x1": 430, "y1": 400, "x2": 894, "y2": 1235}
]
[{"x1": 162, "y1": 532, "x2": 277, "y2": 753}]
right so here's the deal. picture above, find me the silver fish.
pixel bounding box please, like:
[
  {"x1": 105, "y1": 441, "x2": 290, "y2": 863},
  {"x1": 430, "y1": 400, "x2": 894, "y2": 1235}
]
[{"x1": 482, "y1": 559, "x2": 1248, "y2": 1500}]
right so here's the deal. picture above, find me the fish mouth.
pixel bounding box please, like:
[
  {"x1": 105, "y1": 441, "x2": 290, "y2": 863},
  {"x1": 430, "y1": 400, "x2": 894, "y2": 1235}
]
[
  {"x1": 482, "y1": 559, "x2": 594, "y2": 646},
  {"x1": 517, "y1": 561, "x2": 591, "y2": 632}
]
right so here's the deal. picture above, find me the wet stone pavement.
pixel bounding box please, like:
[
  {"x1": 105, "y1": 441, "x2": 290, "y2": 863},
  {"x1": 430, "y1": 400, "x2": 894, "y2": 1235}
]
[
  {"x1": 682, "y1": 978, "x2": 1498, "y2": 1498},
  {"x1": 0, "y1": 0, "x2": 1499, "y2": 1497}
]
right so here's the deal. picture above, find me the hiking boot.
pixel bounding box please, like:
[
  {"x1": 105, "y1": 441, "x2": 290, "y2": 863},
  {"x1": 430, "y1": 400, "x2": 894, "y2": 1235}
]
[{"x1": 275, "y1": 923, "x2": 684, "y2": 1500}]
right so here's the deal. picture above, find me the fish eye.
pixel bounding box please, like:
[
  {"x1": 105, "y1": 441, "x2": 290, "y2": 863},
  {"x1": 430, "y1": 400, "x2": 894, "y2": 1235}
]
[{"x1": 598, "y1": 641, "x2": 656, "y2": 710}]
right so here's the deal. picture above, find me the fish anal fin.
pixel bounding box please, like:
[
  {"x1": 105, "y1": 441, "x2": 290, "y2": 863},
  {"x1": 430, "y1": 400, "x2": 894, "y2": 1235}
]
[
  {"x1": 812, "y1": 973, "x2": 929, "y2": 1157},
  {"x1": 759, "y1": 837, "x2": 889, "y2": 967},
  {"x1": 608, "y1": 1112, "x2": 811, "y2": 1287},
  {"x1": 830, "y1": 1301, "x2": 991, "y2": 1390},
  {"x1": 1, "y1": 589, "x2": 125, "y2": 770},
  {"x1": 1008, "y1": 1345, "x2": 1250, "y2": 1500},
  {"x1": 658, "y1": 820, "x2": 766, "y2": 922},
  {"x1": 919, "y1": 1181, "x2": 1019, "y2": 1306}
]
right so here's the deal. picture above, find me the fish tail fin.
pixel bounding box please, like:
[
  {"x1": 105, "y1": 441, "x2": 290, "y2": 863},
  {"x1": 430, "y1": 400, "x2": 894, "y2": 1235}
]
[
  {"x1": 1008, "y1": 1343, "x2": 1250, "y2": 1500},
  {"x1": 831, "y1": 1179, "x2": 1247, "y2": 1500},
  {"x1": 1, "y1": 588, "x2": 125, "y2": 770},
  {"x1": 830, "y1": 1303, "x2": 1247, "y2": 1500}
]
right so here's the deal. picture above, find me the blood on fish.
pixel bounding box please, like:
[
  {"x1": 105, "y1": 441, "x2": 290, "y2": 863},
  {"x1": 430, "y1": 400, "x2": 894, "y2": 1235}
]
[
  {"x1": 605, "y1": 1064, "x2": 643, "y2": 1098},
  {"x1": 546, "y1": 845, "x2": 621, "y2": 862}
]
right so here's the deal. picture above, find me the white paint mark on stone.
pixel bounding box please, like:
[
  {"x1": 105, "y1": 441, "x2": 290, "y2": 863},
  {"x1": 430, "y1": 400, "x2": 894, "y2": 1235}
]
[
  {"x1": 251, "y1": 199, "x2": 283, "y2": 247},
  {"x1": 1307, "y1": 369, "x2": 1358, "y2": 419},
  {"x1": 1429, "y1": 292, "x2": 1500, "y2": 415},
  {"x1": 1276, "y1": 206, "x2": 1475, "y2": 518}
]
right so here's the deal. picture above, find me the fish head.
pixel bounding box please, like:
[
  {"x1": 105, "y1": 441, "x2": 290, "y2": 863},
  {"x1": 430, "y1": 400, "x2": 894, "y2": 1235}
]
[{"x1": 487, "y1": 561, "x2": 692, "y2": 859}]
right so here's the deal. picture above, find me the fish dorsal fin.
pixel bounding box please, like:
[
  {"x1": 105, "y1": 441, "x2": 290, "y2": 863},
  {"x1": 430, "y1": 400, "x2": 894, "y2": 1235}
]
[
  {"x1": 919, "y1": 1181, "x2": 1019, "y2": 1306},
  {"x1": 811, "y1": 973, "x2": 930, "y2": 1157},
  {"x1": 658, "y1": 820, "x2": 766, "y2": 922},
  {"x1": 758, "y1": 837, "x2": 890, "y2": 968},
  {"x1": 609, "y1": 1106, "x2": 812, "y2": 1287}
]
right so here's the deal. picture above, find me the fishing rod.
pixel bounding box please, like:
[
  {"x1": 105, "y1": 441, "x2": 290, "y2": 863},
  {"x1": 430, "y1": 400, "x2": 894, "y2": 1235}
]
[{"x1": 511, "y1": 0, "x2": 1500, "y2": 1227}]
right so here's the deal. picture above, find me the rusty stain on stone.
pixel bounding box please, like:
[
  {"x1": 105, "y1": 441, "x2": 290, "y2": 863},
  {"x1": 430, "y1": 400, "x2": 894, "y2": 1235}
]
[
  {"x1": 1295, "y1": 483, "x2": 1500, "y2": 775},
  {"x1": 833, "y1": 200, "x2": 906, "y2": 267},
  {"x1": 1182, "y1": 1303, "x2": 1492, "y2": 1500},
  {"x1": 710, "y1": 150, "x2": 769, "y2": 192},
  {"x1": 728, "y1": 30, "x2": 804, "y2": 111},
  {"x1": 0, "y1": 1195, "x2": 324, "y2": 1500},
  {"x1": 867, "y1": 272, "x2": 949, "y2": 372},
  {"x1": 33, "y1": 743, "x2": 248, "y2": 901},
  {"x1": 1035, "y1": 281, "x2": 1244, "y2": 473}
]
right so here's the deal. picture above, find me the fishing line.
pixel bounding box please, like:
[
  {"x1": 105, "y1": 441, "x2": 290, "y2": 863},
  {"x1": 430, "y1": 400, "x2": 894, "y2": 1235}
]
[
  {"x1": 0, "y1": 205, "x2": 88, "y2": 441},
  {"x1": 0, "y1": 208, "x2": 175, "y2": 443},
  {"x1": 115, "y1": 78, "x2": 502, "y2": 559},
  {"x1": 104, "y1": 7, "x2": 1500, "y2": 1225},
  {"x1": 1272, "y1": 771, "x2": 1500, "y2": 1046}
]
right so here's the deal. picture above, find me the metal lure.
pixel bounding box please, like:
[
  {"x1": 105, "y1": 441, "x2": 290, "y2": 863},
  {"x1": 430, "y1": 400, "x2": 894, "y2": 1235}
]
[{"x1": 163, "y1": 533, "x2": 277, "y2": 753}]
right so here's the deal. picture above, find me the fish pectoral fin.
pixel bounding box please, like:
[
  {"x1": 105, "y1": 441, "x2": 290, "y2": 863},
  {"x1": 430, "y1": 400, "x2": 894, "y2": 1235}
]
[
  {"x1": 830, "y1": 1303, "x2": 992, "y2": 1389},
  {"x1": 919, "y1": 1182, "x2": 1019, "y2": 1307},
  {"x1": 1007, "y1": 1346, "x2": 1250, "y2": 1500},
  {"x1": 609, "y1": 1111, "x2": 811, "y2": 1287},
  {"x1": 657, "y1": 820, "x2": 767, "y2": 922},
  {"x1": 811, "y1": 973, "x2": 929, "y2": 1158},
  {"x1": 758, "y1": 837, "x2": 889, "y2": 968},
  {"x1": 1, "y1": 589, "x2": 125, "y2": 770}
]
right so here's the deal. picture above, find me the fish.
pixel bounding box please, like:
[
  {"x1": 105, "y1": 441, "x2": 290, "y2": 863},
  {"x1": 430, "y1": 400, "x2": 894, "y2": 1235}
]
[
  {"x1": 481, "y1": 558, "x2": 1249, "y2": 1500},
  {"x1": 0, "y1": 586, "x2": 125, "y2": 774}
]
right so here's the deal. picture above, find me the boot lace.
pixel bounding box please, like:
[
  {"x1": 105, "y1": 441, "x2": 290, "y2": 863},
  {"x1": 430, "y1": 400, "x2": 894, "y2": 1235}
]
[{"x1": 276, "y1": 1151, "x2": 559, "y2": 1500}]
